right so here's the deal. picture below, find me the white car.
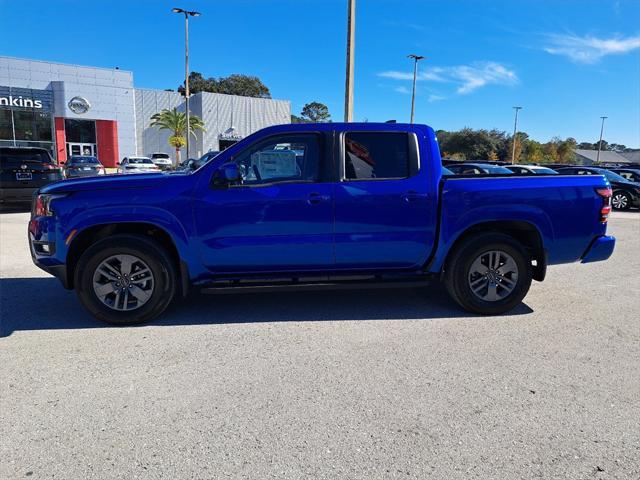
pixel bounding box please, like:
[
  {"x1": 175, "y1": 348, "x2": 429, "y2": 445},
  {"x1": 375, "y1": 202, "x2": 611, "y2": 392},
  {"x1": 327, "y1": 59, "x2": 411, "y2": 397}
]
[
  {"x1": 148, "y1": 152, "x2": 173, "y2": 171},
  {"x1": 118, "y1": 156, "x2": 161, "y2": 174}
]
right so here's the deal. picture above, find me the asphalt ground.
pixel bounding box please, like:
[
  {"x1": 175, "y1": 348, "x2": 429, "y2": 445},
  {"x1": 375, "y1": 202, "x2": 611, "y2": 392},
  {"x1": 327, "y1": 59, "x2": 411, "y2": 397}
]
[{"x1": 1, "y1": 209, "x2": 638, "y2": 479}]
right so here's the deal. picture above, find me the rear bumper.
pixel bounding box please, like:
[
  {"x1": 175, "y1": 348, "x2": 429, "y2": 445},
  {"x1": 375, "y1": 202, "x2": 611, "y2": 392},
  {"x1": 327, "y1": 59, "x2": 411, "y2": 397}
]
[
  {"x1": 0, "y1": 187, "x2": 38, "y2": 202},
  {"x1": 581, "y1": 235, "x2": 616, "y2": 263}
]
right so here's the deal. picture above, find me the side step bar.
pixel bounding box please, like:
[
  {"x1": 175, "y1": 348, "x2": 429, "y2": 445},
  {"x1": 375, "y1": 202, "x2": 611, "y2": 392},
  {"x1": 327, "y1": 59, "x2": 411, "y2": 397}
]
[{"x1": 200, "y1": 278, "x2": 432, "y2": 295}]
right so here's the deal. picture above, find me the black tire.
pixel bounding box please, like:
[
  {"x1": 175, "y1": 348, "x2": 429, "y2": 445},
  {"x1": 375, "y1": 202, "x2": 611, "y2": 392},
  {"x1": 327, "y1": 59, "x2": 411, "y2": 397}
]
[
  {"x1": 444, "y1": 233, "x2": 532, "y2": 315},
  {"x1": 74, "y1": 234, "x2": 176, "y2": 325},
  {"x1": 611, "y1": 191, "x2": 631, "y2": 210}
]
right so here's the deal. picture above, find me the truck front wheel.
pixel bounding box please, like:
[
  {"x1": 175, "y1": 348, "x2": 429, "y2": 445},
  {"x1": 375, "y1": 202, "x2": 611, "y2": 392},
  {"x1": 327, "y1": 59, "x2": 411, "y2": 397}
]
[
  {"x1": 74, "y1": 234, "x2": 176, "y2": 325},
  {"x1": 444, "y1": 233, "x2": 532, "y2": 315}
]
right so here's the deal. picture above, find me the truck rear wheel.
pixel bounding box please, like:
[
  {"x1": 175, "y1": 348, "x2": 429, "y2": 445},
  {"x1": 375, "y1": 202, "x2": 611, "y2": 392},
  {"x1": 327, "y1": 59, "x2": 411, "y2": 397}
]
[
  {"x1": 444, "y1": 233, "x2": 532, "y2": 315},
  {"x1": 74, "y1": 234, "x2": 176, "y2": 325}
]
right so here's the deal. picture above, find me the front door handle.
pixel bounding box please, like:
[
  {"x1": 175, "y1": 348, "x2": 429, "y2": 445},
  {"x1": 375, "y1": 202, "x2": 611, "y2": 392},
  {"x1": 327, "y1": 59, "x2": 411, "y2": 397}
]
[
  {"x1": 308, "y1": 192, "x2": 331, "y2": 204},
  {"x1": 402, "y1": 190, "x2": 428, "y2": 203}
]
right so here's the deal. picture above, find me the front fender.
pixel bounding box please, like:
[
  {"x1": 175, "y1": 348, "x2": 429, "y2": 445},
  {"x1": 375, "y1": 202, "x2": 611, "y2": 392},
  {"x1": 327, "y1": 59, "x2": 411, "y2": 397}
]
[{"x1": 58, "y1": 205, "x2": 202, "y2": 278}]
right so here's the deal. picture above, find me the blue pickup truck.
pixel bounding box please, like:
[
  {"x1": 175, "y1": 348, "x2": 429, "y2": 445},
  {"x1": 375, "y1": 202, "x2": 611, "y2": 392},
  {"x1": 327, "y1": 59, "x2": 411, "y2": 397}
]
[{"x1": 29, "y1": 123, "x2": 615, "y2": 324}]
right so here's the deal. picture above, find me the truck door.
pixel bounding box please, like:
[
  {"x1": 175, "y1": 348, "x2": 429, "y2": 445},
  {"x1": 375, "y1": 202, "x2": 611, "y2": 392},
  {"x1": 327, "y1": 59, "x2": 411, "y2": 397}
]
[
  {"x1": 333, "y1": 131, "x2": 437, "y2": 269},
  {"x1": 193, "y1": 132, "x2": 334, "y2": 273}
]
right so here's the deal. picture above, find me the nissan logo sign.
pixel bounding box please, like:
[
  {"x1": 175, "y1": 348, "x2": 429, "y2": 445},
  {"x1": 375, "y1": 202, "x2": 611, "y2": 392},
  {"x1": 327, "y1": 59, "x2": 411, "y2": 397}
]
[{"x1": 68, "y1": 96, "x2": 91, "y2": 114}]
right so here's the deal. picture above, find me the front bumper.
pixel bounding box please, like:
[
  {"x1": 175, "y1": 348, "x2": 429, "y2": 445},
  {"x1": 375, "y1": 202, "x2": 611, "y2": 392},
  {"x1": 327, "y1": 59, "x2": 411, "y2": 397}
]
[
  {"x1": 581, "y1": 235, "x2": 616, "y2": 263},
  {"x1": 28, "y1": 214, "x2": 72, "y2": 289}
]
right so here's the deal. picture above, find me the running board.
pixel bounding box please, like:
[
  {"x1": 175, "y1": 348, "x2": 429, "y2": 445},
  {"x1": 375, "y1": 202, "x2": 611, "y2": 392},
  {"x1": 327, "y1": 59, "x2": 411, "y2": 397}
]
[{"x1": 200, "y1": 278, "x2": 431, "y2": 295}]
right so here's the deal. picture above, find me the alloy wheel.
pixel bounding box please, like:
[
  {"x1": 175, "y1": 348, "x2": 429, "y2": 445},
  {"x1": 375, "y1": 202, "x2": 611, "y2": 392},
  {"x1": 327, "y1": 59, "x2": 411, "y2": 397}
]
[
  {"x1": 468, "y1": 250, "x2": 519, "y2": 301},
  {"x1": 612, "y1": 193, "x2": 628, "y2": 209},
  {"x1": 92, "y1": 254, "x2": 155, "y2": 311}
]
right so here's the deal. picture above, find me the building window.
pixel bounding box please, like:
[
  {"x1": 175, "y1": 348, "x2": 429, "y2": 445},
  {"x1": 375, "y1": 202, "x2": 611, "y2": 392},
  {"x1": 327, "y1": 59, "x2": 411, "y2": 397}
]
[
  {"x1": 64, "y1": 119, "x2": 96, "y2": 143},
  {"x1": 0, "y1": 109, "x2": 12, "y2": 140}
]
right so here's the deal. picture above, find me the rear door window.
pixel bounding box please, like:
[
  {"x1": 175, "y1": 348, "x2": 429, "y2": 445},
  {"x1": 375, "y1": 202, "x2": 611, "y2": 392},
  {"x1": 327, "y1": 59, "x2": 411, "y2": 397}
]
[{"x1": 343, "y1": 132, "x2": 411, "y2": 180}]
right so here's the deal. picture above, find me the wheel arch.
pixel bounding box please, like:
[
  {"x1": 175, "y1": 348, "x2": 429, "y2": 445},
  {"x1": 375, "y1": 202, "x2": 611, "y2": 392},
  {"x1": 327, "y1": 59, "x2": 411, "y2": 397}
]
[
  {"x1": 66, "y1": 222, "x2": 190, "y2": 296},
  {"x1": 441, "y1": 220, "x2": 547, "y2": 282}
]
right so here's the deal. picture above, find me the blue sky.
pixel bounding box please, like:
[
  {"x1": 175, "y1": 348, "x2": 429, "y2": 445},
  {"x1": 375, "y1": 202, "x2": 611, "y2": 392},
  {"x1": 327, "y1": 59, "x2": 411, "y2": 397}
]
[{"x1": 1, "y1": 0, "x2": 639, "y2": 146}]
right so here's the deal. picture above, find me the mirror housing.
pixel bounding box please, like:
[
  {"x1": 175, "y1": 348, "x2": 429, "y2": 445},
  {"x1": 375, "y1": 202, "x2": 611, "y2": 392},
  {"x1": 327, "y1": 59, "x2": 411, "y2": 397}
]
[{"x1": 212, "y1": 162, "x2": 242, "y2": 188}]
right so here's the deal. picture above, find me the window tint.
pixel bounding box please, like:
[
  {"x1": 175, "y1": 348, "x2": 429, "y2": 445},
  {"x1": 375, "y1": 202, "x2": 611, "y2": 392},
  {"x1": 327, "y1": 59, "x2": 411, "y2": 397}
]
[
  {"x1": 0, "y1": 148, "x2": 52, "y2": 166},
  {"x1": 234, "y1": 133, "x2": 320, "y2": 185},
  {"x1": 344, "y1": 132, "x2": 409, "y2": 180}
]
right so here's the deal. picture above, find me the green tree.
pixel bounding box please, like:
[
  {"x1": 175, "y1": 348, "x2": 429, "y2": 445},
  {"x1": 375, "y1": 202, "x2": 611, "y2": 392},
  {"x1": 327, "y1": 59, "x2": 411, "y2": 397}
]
[
  {"x1": 300, "y1": 102, "x2": 331, "y2": 123},
  {"x1": 542, "y1": 140, "x2": 559, "y2": 163},
  {"x1": 179, "y1": 72, "x2": 271, "y2": 98},
  {"x1": 557, "y1": 137, "x2": 577, "y2": 164},
  {"x1": 524, "y1": 140, "x2": 544, "y2": 164},
  {"x1": 150, "y1": 108, "x2": 205, "y2": 165}
]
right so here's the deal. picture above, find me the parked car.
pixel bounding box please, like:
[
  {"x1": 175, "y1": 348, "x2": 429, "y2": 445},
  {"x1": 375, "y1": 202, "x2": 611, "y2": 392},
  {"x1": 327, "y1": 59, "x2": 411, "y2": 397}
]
[
  {"x1": 610, "y1": 168, "x2": 640, "y2": 183},
  {"x1": 180, "y1": 151, "x2": 221, "y2": 171},
  {"x1": 117, "y1": 156, "x2": 161, "y2": 174},
  {"x1": 148, "y1": 153, "x2": 173, "y2": 171},
  {"x1": 1, "y1": 147, "x2": 63, "y2": 203},
  {"x1": 556, "y1": 166, "x2": 640, "y2": 210},
  {"x1": 29, "y1": 122, "x2": 615, "y2": 325},
  {"x1": 506, "y1": 165, "x2": 558, "y2": 175},
  {"x1": 63, "y1": 155, "x2": 105, "y2": 178},
  {"x1": 447, "y1": 163, "x2": 514, "y2": 175}
]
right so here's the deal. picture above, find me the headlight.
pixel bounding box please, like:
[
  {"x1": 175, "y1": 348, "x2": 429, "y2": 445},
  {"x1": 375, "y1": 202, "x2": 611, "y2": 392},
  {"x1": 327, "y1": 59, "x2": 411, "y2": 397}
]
[{"x1": 33, "y1": 194, "x2": 67, "y2": 217}]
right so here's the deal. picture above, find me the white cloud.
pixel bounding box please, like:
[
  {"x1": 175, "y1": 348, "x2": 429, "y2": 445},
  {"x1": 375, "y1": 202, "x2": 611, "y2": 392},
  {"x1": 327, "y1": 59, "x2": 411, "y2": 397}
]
[
  {"x1": 543, "y1": 33, "x2": 640, "y2": 63},
  {"x1": 379, "y1": 71, "x2": 414, "y2": 81},
  {"x1": 378, "y1": 61, "x2": 518, "y2": 96},
  {"x1": 394, "y1": 85, "x2": 411, "y2": 95},
  {"x1": 428, "y1": 94, "x2": 445, "y2": 102}
]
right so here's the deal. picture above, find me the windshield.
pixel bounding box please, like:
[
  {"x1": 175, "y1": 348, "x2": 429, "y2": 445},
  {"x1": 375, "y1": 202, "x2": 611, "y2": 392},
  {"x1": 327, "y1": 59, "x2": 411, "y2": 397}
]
[
  {"x1": 600, "y1": 169, "x2": 630, "y2": 182},
  {"x1": 532, "y1": 167, "x2": 558, "y2": 174},
  {"x1": 484, "y1": 165, "x2": 514, "y2": 174},
  {"x1": 69, "y1": 156, "x2": 99, "y2": 164},
  {"x1": 129, "y1": 158, "x2": 154, "y2": 165},
  {"x1": 151, "y1": 154, "x2": 170, "y2": 159}
]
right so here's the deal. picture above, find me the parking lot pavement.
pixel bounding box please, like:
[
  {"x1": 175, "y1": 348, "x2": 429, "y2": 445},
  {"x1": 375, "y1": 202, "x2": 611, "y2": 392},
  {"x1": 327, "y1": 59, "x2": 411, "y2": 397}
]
[{"x1": 1, "y1": 211, "x2": 638, "y2": 479}]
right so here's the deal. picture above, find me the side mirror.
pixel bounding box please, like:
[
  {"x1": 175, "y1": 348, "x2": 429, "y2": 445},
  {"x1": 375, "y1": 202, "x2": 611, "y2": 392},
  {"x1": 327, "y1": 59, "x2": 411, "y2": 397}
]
[{"x1": 212, "y1": 162, "x2": 242, "y2": 188}]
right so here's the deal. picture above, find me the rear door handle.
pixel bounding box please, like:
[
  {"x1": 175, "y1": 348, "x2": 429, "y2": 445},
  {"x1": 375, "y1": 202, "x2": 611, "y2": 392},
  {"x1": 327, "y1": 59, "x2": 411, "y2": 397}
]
[
  {"x1": 402, "y1": 190, "x2": 428, "y2": 203},
  {"x1": 308, "y1": 192, "x2": 331, "y2": 204}
]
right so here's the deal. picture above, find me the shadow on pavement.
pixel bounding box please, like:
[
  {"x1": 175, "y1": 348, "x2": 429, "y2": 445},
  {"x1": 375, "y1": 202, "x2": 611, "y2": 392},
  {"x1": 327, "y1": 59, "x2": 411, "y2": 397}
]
[{"x1": 0, "y1": 277, "x2": 534, "y2": 337}]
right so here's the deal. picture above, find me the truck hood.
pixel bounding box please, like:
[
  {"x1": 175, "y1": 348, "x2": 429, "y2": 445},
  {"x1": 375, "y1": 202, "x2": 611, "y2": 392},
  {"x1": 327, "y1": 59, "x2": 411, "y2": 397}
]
[{"x1": 39, "y1": 172, "x2": 179, "y2": 194}]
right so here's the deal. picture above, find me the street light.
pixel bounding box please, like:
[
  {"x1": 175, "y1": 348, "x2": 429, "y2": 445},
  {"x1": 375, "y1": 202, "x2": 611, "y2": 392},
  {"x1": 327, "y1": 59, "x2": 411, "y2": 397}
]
[
  {"x1": 407, "y1": 54, "x2": 425, "y2": 124},
  {"x1": 596, "y1": 116, "x2": 608, "y2": 164},
  {"x1": 511, "y1": 106, "x2": 523, "y2": 164},
  {"x1": 172, "y1": 7, "x2": 201, "y2": 162},
  {"x1": 344, "y1": 0, "x2": 356, "y2": 122}
]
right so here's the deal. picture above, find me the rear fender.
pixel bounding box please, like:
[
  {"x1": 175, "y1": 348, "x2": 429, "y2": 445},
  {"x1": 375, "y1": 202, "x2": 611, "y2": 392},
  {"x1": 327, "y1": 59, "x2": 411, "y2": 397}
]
[{"x1": 428, "y1": 204, "x2": 554, "y2": 273}]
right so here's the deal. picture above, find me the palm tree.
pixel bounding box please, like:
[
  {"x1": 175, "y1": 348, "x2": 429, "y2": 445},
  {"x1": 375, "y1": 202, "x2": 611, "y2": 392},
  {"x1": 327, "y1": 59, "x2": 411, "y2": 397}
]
[{"x1": 149, "y1": 108, "x2": 205, "y2": 166}]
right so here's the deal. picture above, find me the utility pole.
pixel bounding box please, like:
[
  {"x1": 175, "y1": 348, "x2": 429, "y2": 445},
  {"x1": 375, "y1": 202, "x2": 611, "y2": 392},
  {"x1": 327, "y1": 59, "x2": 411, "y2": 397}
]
[
  {"x1": 172, "y1": 7, "x2": 201, "y2": 162},
  {"x1": 344, "y1": 0, "x2": 356, "y2": 122},
  {"x1": 511, "y1": 106, "x2": 522, "y2": 164},
  {"x1": 408, "y1": 54, "x2": 425, "y2": 123},
  {"x1": 596, "y1": 116, "x2": 607, "y2": 164}
]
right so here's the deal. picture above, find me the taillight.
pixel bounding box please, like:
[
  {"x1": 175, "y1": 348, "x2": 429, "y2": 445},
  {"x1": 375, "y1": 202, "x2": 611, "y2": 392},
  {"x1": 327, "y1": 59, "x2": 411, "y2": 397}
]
[
  {"x1": 596, "y1": 187, "x2": 612, "y2": 224},
  {"x1": 33, "y1": 194, "x2": 66, "y2": 217}
]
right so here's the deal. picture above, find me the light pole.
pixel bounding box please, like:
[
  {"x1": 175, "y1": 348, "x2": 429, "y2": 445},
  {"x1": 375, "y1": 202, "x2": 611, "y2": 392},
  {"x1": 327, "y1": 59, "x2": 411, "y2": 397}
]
[
  {"x1": 511, "y1": 106, "x2": 522, "y2": 164},
  {"x1": 172, "y1": 7, "x2": 201, "y2": 162},
  {"x1": 596, "y1": 116, "x2": 608, "y2": 164},
  {"x1": 344, "y1": 0, "x2": 356, "y2": 122},
  {"x1": 407, "y1": 54, "x2": 425, "y2": 123}
]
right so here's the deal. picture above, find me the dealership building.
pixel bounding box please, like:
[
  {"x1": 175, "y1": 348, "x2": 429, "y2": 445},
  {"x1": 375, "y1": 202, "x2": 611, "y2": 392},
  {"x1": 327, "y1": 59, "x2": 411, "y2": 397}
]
[{"x1": 0, "y1": 56, "x2": 291, "y2": 167}]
